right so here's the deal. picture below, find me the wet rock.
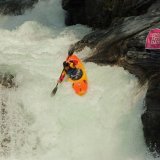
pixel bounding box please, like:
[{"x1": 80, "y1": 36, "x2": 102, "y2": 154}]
[
  {"x1": 62, "y1": 0, "x2": 156, "y2": 28},
  {"x1": 141, "y1": 74, "x2": 160, "y2": 155},
  {"x1": 69, "y1": 8, "x2": 160, "y2": 66}
]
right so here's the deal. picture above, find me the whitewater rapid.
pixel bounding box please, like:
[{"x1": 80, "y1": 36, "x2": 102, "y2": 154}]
[{"x1": 0, "y1": 0, "x2": 156, "y2": 160}]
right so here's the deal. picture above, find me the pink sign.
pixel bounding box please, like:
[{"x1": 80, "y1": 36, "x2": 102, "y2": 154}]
[{"x1": 145, "y1": 28, "x2": 160, "y2": 49}]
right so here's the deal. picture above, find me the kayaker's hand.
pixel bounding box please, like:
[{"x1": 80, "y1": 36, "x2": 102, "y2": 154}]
[{"x1": 57, "y1": 79, "x2": 61, "y2": 83}]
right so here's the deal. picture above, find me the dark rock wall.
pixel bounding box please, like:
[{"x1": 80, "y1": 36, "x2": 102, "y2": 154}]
[
  {"x1": 62, "y1": 0, "x2": 86, "y2": 25},
  {"x1": 62, "y1": 0, "x2": 156, "y2": 28}
]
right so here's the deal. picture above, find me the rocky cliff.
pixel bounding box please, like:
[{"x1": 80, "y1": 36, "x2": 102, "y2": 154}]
[
  {"x1": 62, "y1": 0, "x2": 156, "y2": 28},
  {"x1": 62, "y1": 0, "x2": 160, "y2": 156}
]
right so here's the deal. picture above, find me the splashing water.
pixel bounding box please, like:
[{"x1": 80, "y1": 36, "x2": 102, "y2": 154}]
[{"x1": 0, "y1": 0, "x2": 155, "y2": 160}]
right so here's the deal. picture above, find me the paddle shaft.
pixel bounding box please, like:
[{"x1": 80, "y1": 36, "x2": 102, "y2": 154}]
[{"x1": 51, "y1": 55, "x2": 71, "y2": 96}]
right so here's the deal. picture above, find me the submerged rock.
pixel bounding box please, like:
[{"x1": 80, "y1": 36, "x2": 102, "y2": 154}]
[
  {"x1": 0, "y1": 72, "x2": 38, "y2": 157},
  {"x1": 0, "y1": 73, "x2": 16, "y2": 156},
  {"x1": 65, "y1": 0, "x2": 160, "y2": 155},
  {"x1": 0, "y1": 73, "x2": 15, "y2": 88}
]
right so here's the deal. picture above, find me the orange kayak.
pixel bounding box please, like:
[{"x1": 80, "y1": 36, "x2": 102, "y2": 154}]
[{"x1": 66, "y1": 55, "x2": 88, "y2": 96}]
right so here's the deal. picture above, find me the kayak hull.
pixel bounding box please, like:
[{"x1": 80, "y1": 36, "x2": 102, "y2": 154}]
[{"x1": 67, "y1": 55, "x2": 88, "y2": 96}]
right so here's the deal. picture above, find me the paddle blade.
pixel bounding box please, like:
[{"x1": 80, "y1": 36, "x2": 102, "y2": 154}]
[{"x1": 51, "y1": 84, "x2": 58, "y2": 96}]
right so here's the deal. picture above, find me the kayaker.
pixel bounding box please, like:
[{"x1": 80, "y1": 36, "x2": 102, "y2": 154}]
[{"x1": 58, "y1": 60, "x2": 83, "y2": 83}]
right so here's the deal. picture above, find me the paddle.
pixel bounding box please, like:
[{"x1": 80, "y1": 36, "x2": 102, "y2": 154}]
[
  {"x1": 51, "y1": 51, "x2": 73, "y2": 97},
  {"x1": 51, "y1": 69, "x2": 64, "y2": 96},
  {"x1": 50, "y1": 82, "x2": 59, "y2": 96}
]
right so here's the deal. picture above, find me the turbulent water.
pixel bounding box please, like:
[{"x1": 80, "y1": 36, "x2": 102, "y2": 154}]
[{"x1": 0, "y1": 0, "x2": 157, "y2": 160}]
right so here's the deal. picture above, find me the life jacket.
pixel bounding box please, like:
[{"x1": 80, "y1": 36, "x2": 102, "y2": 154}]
[{"x1": 64, "y1": 61, "x2": 83, "y2": 80}]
